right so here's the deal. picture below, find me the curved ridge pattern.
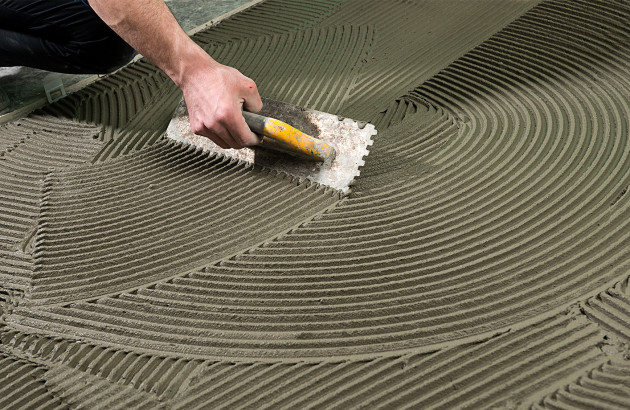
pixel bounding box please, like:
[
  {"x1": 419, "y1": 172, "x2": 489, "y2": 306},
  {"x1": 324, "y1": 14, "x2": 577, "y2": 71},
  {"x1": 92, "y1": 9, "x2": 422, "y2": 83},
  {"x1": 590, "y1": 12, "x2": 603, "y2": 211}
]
[
  {"x1": 21, "y1": 139, "x2": 340, "y2": 305},
  {"x1": 191, "y1": 0, "x2": 342, "y2": 44},
  {"x1": 43, "y1": 364, "x2": 162, "y2": 409},
  {"x1": 170, "y1": 311, "x2": 602, "y2": 409},
  {"x1": 8, "y1": 107, "x2": 461, "y2": 357},
  {"x1": 204, "y1": 24, "x2": 374, "y2": 114},
  {"x1": 1, "y1": 0, "x2": 630, "y2": 408},
  {"x1": 584, "y1": 278, "x2": 630, "y2": 343},
  {"x1": 17, "y1": 0, "x2": 630, "y2": 354},
  {"x1": 533, "y1": 359, "x2": 630, "y2": 410},
  {"x1": 41, "y1": 60, "x2": 181, "y2": 163},
  {"x1": 8, "y1": 0, "x2": 630, "y2": 358},
  {"x1": 0, "y1": 328, "x2": 201, "y2": 400},
  {"x1": 0, "y1": 117, "x2": 102, "y2": 289},
  {"x1": 320, "y1": 0, "x2": 542, "y2": 121},
  {"x1": 0, "y1": 353, "x2": 63, "y2": 409}
]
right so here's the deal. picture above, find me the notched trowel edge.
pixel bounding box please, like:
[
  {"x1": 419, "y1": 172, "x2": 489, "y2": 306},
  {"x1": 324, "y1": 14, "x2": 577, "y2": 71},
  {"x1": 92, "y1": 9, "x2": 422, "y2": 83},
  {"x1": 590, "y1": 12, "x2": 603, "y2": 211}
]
[{"x1": 165, "y1": 97, "x2": 376, "y2": 194}]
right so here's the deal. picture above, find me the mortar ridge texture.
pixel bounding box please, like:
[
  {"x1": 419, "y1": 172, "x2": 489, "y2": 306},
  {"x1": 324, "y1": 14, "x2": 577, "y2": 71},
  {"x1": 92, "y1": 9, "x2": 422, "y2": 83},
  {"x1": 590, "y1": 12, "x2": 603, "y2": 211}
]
[{"x1": 2, "y1": 0, "x2": 630, "y2": 408}]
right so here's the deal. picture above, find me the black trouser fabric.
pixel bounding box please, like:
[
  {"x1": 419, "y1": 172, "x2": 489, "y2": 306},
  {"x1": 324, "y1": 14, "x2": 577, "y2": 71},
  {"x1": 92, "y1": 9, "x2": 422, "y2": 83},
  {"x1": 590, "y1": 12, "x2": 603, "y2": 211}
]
[{"x1": 0, "y1": 0, "x2": 135, "y2": 74}]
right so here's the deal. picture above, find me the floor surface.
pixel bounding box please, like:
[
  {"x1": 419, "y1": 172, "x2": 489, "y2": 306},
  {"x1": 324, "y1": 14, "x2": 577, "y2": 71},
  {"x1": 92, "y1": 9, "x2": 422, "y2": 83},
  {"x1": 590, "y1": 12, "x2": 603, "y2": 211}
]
[{"x1": 1, "y1": 0, "x2": 630, "y2": 408}]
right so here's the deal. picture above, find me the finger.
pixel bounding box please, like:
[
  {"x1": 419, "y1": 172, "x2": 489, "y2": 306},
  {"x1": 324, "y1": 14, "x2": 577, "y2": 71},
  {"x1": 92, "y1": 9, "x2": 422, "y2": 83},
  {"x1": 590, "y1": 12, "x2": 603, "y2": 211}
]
[
  {"x1": 199, "y1": 124, "x2": 239, "y2": 149},
  {"x1": 217, "y1": 118, "x2": 250, "y2": 149},
  {"x1": 208, "y1": 133, "x2": 230, "y2": 149},
  {"x1": 231, "y1": 110, "x2": 260, "y2": 147},
  {"x1": 242, "y1": 80, "x2": 263, "y2": 113}
]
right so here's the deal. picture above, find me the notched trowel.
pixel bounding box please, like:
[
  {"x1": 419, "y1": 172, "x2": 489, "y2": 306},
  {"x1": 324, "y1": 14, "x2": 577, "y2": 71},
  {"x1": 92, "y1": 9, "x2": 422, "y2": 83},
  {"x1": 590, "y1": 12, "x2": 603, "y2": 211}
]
[
  {"x1": 242, "y1": 110, "x2": 336, "y2": 163},
  {"x1": 166, "y1": 97, "x2": 376, "y2": 193}
]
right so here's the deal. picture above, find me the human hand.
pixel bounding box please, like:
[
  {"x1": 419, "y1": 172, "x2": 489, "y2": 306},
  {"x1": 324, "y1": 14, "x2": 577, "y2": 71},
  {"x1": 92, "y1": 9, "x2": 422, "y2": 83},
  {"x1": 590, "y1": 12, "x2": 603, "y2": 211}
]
[
  {"x1": 180, "y1": 62, "x2": 263, "y2": 149},
  {"x1": 88, "y1": 0, "x2": 262, "y2": 148}
]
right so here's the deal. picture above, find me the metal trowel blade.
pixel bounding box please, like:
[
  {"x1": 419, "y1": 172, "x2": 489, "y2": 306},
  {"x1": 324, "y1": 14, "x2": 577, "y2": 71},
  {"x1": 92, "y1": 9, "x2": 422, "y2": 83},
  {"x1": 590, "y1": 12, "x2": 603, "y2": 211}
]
[{"x1": 166, "y1": 97, "x2": 376, "y2": 193}]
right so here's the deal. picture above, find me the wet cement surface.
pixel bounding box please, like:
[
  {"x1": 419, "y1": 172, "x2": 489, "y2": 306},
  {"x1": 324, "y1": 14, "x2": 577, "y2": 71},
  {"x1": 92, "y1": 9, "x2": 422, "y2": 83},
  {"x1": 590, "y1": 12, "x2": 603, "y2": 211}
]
[{"x1": 2, "y1": 0, "x2": 630, "y2": 408}]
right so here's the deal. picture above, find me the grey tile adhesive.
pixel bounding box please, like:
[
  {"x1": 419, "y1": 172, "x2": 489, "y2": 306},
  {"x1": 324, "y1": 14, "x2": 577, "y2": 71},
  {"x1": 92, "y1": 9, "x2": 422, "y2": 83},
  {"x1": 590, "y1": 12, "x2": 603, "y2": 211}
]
[{"x1": 2, "y1": 0, "x2": 630, "y2": 408}]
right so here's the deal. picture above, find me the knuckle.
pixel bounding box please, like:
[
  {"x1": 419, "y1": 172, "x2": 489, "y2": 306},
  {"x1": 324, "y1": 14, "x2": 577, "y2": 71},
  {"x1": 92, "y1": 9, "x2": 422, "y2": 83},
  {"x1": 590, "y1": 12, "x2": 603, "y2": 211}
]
[
  {"x1": 205, "y1": 119, "x2": 218, "y2": 132},
  {"x1": 214, "y1": 108, "x2": 231, "y2": 124},
  {"x1": 190, "y1": 119, "x2": 204, "y2": 135}
]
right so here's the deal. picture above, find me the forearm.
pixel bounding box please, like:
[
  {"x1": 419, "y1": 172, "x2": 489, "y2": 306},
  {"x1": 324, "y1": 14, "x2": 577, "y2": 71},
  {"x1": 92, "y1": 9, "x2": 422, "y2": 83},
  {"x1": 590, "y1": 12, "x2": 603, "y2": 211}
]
[
  {"x1": 88, "y1": 0, "x2": 215, "y2": 87},
  {"x1": 88, "y1": 0, "x2": 263, "y2": 149}
]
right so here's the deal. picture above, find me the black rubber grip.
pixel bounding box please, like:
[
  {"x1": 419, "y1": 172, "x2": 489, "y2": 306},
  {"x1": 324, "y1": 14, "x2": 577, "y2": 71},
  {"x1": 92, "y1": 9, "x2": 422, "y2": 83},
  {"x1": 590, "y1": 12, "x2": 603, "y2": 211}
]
[{"x1": 242, "y1": 111, "x2": 268, "y2": 134}]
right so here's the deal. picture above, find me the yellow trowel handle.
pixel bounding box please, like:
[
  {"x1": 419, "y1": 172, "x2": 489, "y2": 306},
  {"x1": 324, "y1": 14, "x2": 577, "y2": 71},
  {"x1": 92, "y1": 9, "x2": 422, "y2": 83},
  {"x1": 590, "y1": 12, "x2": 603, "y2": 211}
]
[{"x1": 243, "y1": 111, "x2": 336, "y2": 162}]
